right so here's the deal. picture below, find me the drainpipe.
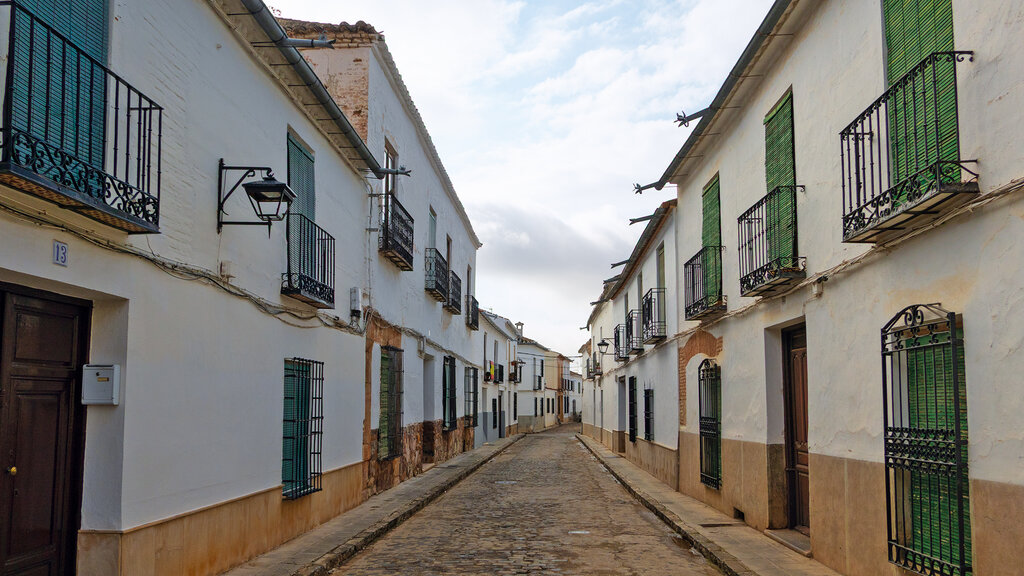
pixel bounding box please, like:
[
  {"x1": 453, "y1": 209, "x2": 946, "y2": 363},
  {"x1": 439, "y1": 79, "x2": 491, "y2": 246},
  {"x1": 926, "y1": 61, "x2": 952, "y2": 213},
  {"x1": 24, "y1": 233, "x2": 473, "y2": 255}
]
[{"x1": 237, "y1": 0, "x2": 385, "y2": 179}]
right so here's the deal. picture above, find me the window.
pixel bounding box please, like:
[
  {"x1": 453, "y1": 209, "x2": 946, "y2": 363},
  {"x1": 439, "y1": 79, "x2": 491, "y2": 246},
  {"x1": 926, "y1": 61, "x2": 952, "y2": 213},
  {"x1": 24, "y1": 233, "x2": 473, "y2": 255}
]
[
  {"x1": 534, "y1": 397, "x2": 538, "y2": 416},
  {"x1": 564, "y1": 396, "x2": 569, "y2": 413},
  {"x1": 428, "y1": 208, "x2": 437, "y2": 249},
  {"x1": 628, "y1": 377, "x2": 638, "y2": 443},
  {"x1": 384, "y1": 141, "x2": 397, "y2": 195},
  {"x1": 643, "y1": 389, "x2": 654, "y2": 441},
  {"x1": 442, "y1": 356, "x2": 457, "y2": 430},
  {"x1": 287, "y1": 133, "x2": 316, "y2": 220},
  {"x1": 882, "y1": 304, "x2": 970, "y2": 575},
  {"x1": 513, "y1": 393, "x2": 518, "y2": 420},
  {"x1": 379, "y1": 347, "x2": 404, "y2": 460},
  {"x1": 283, "y1": 358, "x2": 323, "y2": 499},
  {"x1": 699, "y1": 360, "x2": 722, "y2": 489},
  {"x1": 764, "y1": 93, "x2": 796, "y2": 266},
  {"x1": 702, "y1": 177, "x2": 722, "y2": 303},
  {"x1": 464, "y1": 367, "x2": 478, "y2": 427},
  {"x1": 492, "y1": 398, "x2": 498, "y2": 429}
]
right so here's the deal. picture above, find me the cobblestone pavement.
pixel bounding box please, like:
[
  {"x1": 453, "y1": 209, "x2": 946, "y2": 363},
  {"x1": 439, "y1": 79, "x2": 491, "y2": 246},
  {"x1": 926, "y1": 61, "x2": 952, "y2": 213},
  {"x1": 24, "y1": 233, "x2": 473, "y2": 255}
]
[{"x1": 333, "y1": 425, "x2": 722, "y2": 576}]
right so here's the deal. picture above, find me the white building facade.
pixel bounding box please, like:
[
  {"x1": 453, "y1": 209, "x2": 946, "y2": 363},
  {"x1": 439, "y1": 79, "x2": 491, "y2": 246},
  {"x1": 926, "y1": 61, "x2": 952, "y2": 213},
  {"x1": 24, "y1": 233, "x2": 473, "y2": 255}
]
[{"x1": 476, "y1": 310, "x2": 520, "y2": 446}]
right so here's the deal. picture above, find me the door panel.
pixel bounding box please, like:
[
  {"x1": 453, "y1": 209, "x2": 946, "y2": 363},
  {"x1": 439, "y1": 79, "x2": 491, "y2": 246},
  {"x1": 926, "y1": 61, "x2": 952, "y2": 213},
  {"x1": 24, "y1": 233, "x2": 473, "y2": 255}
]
[{"x1": 784, "y1": 327, "x2": 810, "y2": 535}]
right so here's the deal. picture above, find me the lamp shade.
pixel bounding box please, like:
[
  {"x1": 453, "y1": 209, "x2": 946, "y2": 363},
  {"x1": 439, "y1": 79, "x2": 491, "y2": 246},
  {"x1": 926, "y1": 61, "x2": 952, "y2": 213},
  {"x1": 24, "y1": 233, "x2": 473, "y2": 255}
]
[
  {"x1": 598, "y1": 339, "x2": 610, "y2": 354},
  {"x1": 243, "y1": 175, "x2": 296, "y2": 222}
]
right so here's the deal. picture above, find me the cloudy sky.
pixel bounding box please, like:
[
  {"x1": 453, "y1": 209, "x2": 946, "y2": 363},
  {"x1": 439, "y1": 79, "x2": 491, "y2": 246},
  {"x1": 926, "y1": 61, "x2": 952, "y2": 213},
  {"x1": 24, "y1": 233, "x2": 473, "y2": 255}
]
[{"x1": 276, "y1": 0, "x2": 773, "y2": 364}]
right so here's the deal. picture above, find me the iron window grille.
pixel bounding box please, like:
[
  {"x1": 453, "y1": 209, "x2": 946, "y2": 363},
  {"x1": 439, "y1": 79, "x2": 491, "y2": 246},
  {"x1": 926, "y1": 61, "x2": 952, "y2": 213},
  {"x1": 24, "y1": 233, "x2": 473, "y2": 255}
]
[
  {"x1": 379, "y1": 192, "x2": 414, "y2": 270},
  {"x1": 446, "y1": 270, "x2": 462, "y2": 314},
  {"x1": 534, "y1": 375, "x2": 543, "y2": 391},
  {"x1": 737, "y1": 185, "x2": 806, "y2": 297},
  {"x1": 534, "y1": 397, "x2": 538, "y2": 416},
  {"x1": 282, "y1": 213, "x2": 335, "y2": 309},
  {"x1": 492, "y1": 398, "x2": 498, "y2": 429},
  {"x1": 496, "y1": 363, "x2": 504, "y2": 383},
  {"x1": 699, "y1": 359, "x2": 722, "y2": 489},
  {"x1": 464, "y1": 367, "x2": 478, "y2": 428},
  {"x1": 442, "y1": 355, "x2": 458, "y2": 430},
  {"x1": 513, "y1": 392, "x2": 517, "y2": 420},
  {"x1": 684, "y1": 246, "x2": 727, "y2": 320},
  {"x1": 424, "y1": 248, "x2": 449, "y2": 302},
  {"x1": 613, "y1": 324, "x2": 629, "y2": 361},
  {"x1": 283, "y1": 358, "x2": 323, "y2": 499},
  {"x1": 379, "y1": 346, "x2": 404, "y2": 460},
  {"x1": 882, "y1": 304, "x2": 971, "y2": 576},
  {"x1": 643, "y1": 388, "x2": 654, "y2": 442},
  {"x1": 641, "y1": 288, "x2": 667, "y2": 344},
  {"x1": 626, "y1": 310, "x2": 644, "y2": 353},
  {"x1": 0, "y1": 2, "x2": 163, "y2": 233},
  {"x1": 466, "y1": 295, "x2": 480, "y2": 330},
  {"x1": 627, "y1": 377, "x2": 638, "y2": 442},
  {"x1": 841, "y1": 52, "x2": 977, "y2": 244}
]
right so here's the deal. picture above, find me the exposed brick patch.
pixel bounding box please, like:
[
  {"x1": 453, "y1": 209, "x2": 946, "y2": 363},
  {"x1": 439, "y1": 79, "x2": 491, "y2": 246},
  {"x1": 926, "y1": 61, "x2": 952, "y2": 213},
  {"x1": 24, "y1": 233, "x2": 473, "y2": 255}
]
[{"x1": 677, "y1": 330, "x2": 723, "y2": 427}]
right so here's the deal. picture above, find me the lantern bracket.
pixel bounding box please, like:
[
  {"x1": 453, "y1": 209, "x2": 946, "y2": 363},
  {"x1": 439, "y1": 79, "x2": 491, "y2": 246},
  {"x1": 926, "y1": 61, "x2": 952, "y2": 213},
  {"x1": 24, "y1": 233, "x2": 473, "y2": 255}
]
[{"x1": 217, "y1": 158, "x2": 296, "y2": 234}]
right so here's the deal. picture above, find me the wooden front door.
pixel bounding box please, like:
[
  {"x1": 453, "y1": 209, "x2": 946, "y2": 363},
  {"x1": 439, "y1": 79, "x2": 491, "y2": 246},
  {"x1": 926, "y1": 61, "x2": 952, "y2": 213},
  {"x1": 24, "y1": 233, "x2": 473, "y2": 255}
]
[
  {"x1": 784, "y1": 326, "x2": 810, "y2": 535},
  {"x1": 0, "y1": 289, "x2": 90, "y2": 576}
]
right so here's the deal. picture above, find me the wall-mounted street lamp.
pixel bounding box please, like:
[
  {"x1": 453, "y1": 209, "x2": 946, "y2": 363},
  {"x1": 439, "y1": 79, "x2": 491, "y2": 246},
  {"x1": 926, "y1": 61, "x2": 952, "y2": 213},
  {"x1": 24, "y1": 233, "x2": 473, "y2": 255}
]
[
  {"x1": 217, "y1": 159, "x2": 296, "y2": 233},
  {"x1": 598, "y1": 339, "x2": 611, "y2": 355}
]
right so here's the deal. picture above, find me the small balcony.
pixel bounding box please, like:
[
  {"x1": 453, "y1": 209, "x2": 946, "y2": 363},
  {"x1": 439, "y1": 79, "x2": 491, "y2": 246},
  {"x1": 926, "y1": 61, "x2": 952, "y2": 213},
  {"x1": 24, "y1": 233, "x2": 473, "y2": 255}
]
[
  {"x1": 466, "y1": 295, "x2": 479, "y2": 330},
  {"x1": 0, "y1": 3, "x2": 163, "y2": 233},
  {"x1": 685, "y1": 246, "x2": 727, "y2": 320},
  {"x1": 840, "y1": 51, "x2": 977, "y2": 244},
  {"x1": 424, "y1": 248, "x2": 448, "y2": 302},
  {"x1": 625, "y1": 310, "x2": 644, "y2": 354},
  {"x1": 738, "y1": 185, "x2": 806, "y2": 297},
  {"x1": 613, "y1": 324, "x2": 629, "y2": 362},
  {"x1": 282, "y1": 213, "x2": 335, "y2": 309},
  {"x1": 496, "y1": 364, "x2": 504, "y2": 383},
  {"x1": 641, "y1": 288, "x2": 667, "y2": 344},
  {"x1": 379, "y1": 192, "x2": 414, "y2": 270},
  {"x1": 445, "y1": 270, "x2": 462, "y2": 314}
]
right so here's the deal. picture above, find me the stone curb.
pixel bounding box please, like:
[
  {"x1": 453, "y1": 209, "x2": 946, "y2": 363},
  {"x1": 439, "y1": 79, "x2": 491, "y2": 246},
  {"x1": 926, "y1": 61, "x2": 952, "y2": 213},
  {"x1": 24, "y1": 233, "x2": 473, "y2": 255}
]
[
  {"x1": 291, "y1": 435, "x2": 525, "y2": 576},
  {"x1": 576, "y1": 433, "x2": 758, "y2": 576}
]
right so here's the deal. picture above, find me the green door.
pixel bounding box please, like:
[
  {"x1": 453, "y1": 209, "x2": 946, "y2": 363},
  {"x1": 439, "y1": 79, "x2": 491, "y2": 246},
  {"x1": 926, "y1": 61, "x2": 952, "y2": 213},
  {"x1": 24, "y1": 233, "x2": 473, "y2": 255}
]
[
  {"x1": 764, "y1": 94, "x2": 796, "y2": 266},
  {"x1": 701, "y1": 176, "x2": 722, "y2": 302}
]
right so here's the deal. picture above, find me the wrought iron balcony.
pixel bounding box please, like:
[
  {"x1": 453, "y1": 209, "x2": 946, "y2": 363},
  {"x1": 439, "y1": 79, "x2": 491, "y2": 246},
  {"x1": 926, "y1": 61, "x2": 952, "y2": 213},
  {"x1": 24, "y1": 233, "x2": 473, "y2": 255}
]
[
  {"x1": 466, "y1": 295, "x2": 479, "y2": 330},
  {"x1": 496, "y1": 364, "x2": 504, "y2": 383},
  {"x1": 445, "y1": 270, "x2": 462, "y2": 314},
  {"x1": 840, "y1": 51, "x2": 977, "y2": 244},
  {"x1": 685, "y1": 246, "x2": 727, "y2": 320},
  {"x1": 592, "y1": 353, "x2": 602, "y2": 376},
  {"x1": 625, "y1": 310, "x2": 644, "y2": 354},
  {"x1": 424, "y1": 248, "x2": 448, "y2": 302},
  {"x1": 379, "y1": 192, "x2": 414, "y2": 270},
  {"x1": 613, "y1": 324, "x2": 629, "y2": 362},
  {"x1": 641, "y1": 288, "x2": 667, "y2": 344},
  {"x1": 738, "y1": 185, "x2": 806, "y2": 297},
  {"x1": 282, "y1": 213, "x2": 335, "y2": 309},
  {"x1": 0, "y1": 3, "x2": 163, "y2": 233}
]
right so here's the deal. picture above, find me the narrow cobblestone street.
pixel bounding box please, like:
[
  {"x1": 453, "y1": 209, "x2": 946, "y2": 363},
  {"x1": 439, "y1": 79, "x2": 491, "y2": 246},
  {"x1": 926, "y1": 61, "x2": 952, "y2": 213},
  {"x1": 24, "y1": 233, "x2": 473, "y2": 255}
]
[{"x1": 332, "y1": 426, "x2": 722, "y2": 576}]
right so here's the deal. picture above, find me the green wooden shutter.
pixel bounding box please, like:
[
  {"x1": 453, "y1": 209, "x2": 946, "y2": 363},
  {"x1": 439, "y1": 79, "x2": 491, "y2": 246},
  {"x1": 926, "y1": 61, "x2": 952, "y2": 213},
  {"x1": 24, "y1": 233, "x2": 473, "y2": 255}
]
[
  {"x1": 764, "y1": 94, "x2": 796, "y2": 264},
  {"x1": 287, "y1": 134, "x2": 316, "y2": 220},
  {"x1": 702, "y1": 176, "x2": 722, "y2": 302},
  {"x1": 282, "y1": 360, "x2": 310, "y2": 495}
]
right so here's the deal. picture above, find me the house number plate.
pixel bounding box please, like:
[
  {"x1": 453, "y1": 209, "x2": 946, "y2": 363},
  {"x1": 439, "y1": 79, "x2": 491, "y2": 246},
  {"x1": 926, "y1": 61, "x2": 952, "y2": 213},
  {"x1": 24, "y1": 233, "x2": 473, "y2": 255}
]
[{"x1": 53, "y1": 240, "x2": 69, "y2": 267}]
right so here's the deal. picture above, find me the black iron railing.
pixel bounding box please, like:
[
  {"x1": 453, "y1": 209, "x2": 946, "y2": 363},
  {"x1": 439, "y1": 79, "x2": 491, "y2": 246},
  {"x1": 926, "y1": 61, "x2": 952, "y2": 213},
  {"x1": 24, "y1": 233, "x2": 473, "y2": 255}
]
[
  {"x1": 446, "y1": 270, "x2": 462, "y2": 314},
  {"x1": 738, "y1": 185, "x2": 805, "y2": 297},
  {"x1": 882, "y1": 304, "x2": 970, "y2": 576},
  {"x1": 424, "y1": 248, "x2": 448, "y2": 302},
  {"x1": 627, "y1": 377, "x2": 637, "y2": 442},
  {"x1": 378, "y1": 346, "x2": 404, "y2": 460},
  {"x1": 699, "y1": 359, "x2": 721, "y2": 489},
  {"x1": 841, "y1": 52, "x2": 977, "y2": 244},
  {"x1": 641, "y1": 288, "x2": 666, "y2": 344},
  {"x1": 379, "y1": 192, "x2": 414, "y2": 270},
  {"x1": 0, "y1": 2, "x2": 162, "y2": 233},
  {"x1": 592, "y1": 352, "x2": 602, "y2": 377},
  {"x1": 282, "y1": 213, "x2": 335, "y2": 309},
  {"x1": 625, "y1": 309, "x2": 643, "y2": 353},
  {"x1": 613, "y1": 324, "x2": 629, "y2": 362},
  {"x1": 466, "y1": 295, "x2": 479, "y2": 330},
  {"x1": 685, "y1": 246, "x2": 727, "y2": 320}
]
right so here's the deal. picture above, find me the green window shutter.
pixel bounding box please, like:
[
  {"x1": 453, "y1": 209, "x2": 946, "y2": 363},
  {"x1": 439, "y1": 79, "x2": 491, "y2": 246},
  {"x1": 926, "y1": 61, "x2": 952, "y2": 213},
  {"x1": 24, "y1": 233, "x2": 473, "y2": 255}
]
[
  {"x1": 702, "y1": 176, "x2": 722, "y2": 302},
  {"x1": 282, "y1": 359, "x2": 311, "y2": 495},
  {"x1": 287, "y1": 134, "x2": 316, "y2": 220},
  {"x1": 764, "y1": 94, "x2": 796, "y2": 264}
]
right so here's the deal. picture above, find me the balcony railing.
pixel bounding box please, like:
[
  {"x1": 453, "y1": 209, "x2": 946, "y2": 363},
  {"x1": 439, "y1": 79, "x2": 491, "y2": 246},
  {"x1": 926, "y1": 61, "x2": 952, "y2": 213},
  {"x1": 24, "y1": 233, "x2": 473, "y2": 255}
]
[
  {"x1": 625, "y1": 309, "x2": 643, "y2": 353},
  {"x1": 282, "y1": 213, "x2": 335, "y2": 309},
  {"x1": 738, "y1": 185, "x2": 806, "y2": 297},
  {"x1": 0, "y1": 2, "x2": 163, "y2": 233},
  {"x1": 445, "y1": 270, "x2": 462, "y2": 314},
  {"x1": 534, "y1": 375, "x2": 543, "y2": 391},
  {"x1": 613, "y1": 324, "x2": 629, "y2": 362},
  {"x1": 496, "y1": 364, "x2": 504, "y2": 383},
  {"x1": 466, "y1": 295, "x2": 479, "y2": 330},
  {"x1": 840, "y1": 51, "x2": 977, "y2": 244},
  {"x1": 379, "y1": 192, "x2": 414, "y2": 270},
  {"x1": 424, "y1": 248, "x2": 448, "y2": 302},
  {"x1": 685, "y1": 246, "x2": 727, "y2": 320},
  {"x1": 641, "y1": 288, "x2": 667, "y2": 344}
]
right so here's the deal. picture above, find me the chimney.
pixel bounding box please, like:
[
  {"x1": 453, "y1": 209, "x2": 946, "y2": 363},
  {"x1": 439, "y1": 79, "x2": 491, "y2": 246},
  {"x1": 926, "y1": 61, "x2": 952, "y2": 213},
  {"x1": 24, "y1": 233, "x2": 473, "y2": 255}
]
[{"x1": 515, "y1": 322, "x2": 524, "y2": 336}]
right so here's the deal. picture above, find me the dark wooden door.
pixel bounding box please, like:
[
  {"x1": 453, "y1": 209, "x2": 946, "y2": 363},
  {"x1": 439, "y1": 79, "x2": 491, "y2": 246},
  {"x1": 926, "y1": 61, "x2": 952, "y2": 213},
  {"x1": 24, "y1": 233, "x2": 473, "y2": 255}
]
[
  {"x1": 784, "y1": 326, "x2": 810, "y2": 535},
  {"x1": 0, "y1": 290, "x2": 89, "y2": 576},
  {"x1": 498, "y1": 392, "x2": 505, "y2": 438}
]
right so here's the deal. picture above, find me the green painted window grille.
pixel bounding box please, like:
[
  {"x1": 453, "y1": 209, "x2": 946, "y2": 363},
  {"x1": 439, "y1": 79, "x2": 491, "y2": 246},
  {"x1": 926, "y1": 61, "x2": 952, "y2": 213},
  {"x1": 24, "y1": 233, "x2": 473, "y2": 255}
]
[
  {"x1": 764, "y1": 93, "x2": 797, "y2": 265},
  {"x1": 464, "y1": 367, "x2": 478, "y2": 428},
  {"x1": 643, "y1": 388, "x2": 654, "y2": 442},
  {"x1": 282, "y1": 358, "x2": 323, "y2": 499},
  {"x1": 378, "y1": 346, "x2": 403, "y2": 461},
  {"x1": 702, "y1": 176, "x2": 723, "y2": 303},
  {"x1": 442, "y1": 356, "x2": 457, "y2": 430},
  {"x1": 628, "y1": 376, "x2": 638, "y2": 443},
  {"x1": 287, "y1": 133, "x2": 315, "y2": 220},
  {"x1": 699, "y1": 359, "x2": 722, "y2": 489},
  {"x1": 882, "y1": 305, "x2": 971, "y2": 576}
]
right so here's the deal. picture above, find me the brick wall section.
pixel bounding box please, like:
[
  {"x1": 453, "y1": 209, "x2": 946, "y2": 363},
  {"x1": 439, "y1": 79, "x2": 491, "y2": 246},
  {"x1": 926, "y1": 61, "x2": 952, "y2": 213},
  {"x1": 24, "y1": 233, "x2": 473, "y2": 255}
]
[{"x1": 676, "y1": 330, "x2": 723, "y2": 427}]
